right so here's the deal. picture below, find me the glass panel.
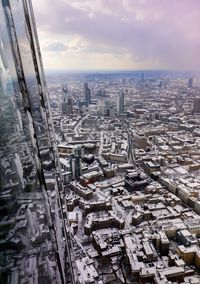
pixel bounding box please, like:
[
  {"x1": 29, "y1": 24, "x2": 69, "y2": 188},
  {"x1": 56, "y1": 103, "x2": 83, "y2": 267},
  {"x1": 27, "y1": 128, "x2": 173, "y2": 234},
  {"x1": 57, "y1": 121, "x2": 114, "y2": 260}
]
[{"x1": 0, "y1": 1, "x2": 74, "y2": 283}]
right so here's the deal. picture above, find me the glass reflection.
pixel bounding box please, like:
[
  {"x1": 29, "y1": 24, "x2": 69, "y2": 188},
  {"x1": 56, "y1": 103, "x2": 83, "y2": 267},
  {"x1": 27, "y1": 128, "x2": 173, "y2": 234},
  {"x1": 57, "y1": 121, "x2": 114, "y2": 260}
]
[{"x1": 0, "y1": 1, "x2": 74, "y2": 283}]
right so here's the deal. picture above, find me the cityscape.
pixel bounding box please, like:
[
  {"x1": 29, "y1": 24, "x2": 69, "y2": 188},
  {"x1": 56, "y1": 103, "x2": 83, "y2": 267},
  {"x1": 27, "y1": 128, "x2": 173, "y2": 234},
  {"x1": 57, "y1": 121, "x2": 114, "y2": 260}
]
[{"x1": 1, "y1": 1, "x2": 200, "y2": 284}]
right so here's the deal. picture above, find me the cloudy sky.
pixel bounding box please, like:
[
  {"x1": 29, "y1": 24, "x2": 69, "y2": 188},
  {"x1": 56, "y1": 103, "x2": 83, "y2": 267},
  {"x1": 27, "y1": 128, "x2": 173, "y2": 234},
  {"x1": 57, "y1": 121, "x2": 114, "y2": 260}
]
[{"x1": 32, "y1": 0, "x2": 200, "y2": 71}]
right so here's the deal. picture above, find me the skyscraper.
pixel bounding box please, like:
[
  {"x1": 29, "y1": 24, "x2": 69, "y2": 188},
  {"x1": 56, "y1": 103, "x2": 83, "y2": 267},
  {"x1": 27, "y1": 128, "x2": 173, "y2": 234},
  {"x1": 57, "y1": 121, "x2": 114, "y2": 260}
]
[
  {"x1": 188, "y1": 78, "x2": 193, "y2": 88},
  {"x1": 193, "y1": 98, "x2": 200, "y2": 113},
  {"x1": 69, "y1": 146, "x2": 82, "y2": 180},
  {"x1": 61, "y1": 86, "x2": 73, "y2": 115},
  {"x1": 84, "y1": 82, "x2": 91, "y2": 107},
  {"x1": 116, "y1": 91, "x2": 125, "y2": 117},
  {"x1": 104, "y1": 99, "x2": 110, "y2": 116},
  {"x1": 98, "y1": 100, "x2": 105, "y2": 116},
  {"x1": 61, "y1": 85, "x2": 68, "y2": 114},
  {"x1": 141, "y1": 72, "x2": 145, "y2": 82},
  {"x1": 0, "y1": 0, "x2": 74, "y2": 283}
]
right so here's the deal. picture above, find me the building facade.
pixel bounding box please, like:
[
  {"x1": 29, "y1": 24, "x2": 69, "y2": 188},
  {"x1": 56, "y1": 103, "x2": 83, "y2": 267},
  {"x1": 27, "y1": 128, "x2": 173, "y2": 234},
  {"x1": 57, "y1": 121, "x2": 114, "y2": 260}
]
[
  {"x1": 117, "y1": 91, "x2": 125, "y2": 116},
  {"x1": 0, "y1": 0, "x2": 75, "y2": 283},
  {"x1": 84, "y1": 82, "x2": 91, "y2": 107}
]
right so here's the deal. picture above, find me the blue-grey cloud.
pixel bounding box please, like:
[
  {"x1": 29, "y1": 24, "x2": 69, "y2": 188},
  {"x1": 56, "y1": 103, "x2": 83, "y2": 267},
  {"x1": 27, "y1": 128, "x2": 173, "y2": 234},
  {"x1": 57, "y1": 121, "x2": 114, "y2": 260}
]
[
  {"x1": 32, "y1": 0, "x2": 200, "y2": 70},
  {"x1": 44, "y1": 42, "x2": 67, "y2": 52}
]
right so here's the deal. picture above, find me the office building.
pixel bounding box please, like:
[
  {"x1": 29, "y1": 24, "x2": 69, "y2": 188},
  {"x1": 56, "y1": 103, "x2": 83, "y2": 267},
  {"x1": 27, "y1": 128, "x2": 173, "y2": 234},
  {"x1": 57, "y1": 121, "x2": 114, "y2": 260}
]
[
  {"x1": 141, "y1": 72, "x2": 145, "y2": 82},
  {"x1": 116, "y1": 91, "x2": 125, "y2": 116},
  {"x1": 98, "y1": 101, "x2": 105, "y2": 116},
  {"x1": 104, "y1": 99, "x2": 110, "y2": 116},
  {"x1": 69, "y1": 146, "x2": 82, "y2": 180},
  {"x1": 0, "y1": 0, "x2": 74, "y2": 283},
  {"x1": 109, "y1": 106, "x2": 116, "y2": 118},
  {"x1": 74, "y1": 145, "x2": 83, "y2": 158},
  {"x1": 70, "y1": 155, "x2": 82, "y2": 180},
  {"x1": 84, "y1": 82, "x2": 91, "y2": 107},
  {"x1": 61, "y1": 85, "x2": 68, "y2": 114},
  {"x1": 61, "y1": 86, "x2": 73, "y2": 115},
  {"x1": 193, "y1": 98, "x2": 200, "y2": 113},
  {"x1": 188, "y1": 78, "x2": 193, "y2": 88}
]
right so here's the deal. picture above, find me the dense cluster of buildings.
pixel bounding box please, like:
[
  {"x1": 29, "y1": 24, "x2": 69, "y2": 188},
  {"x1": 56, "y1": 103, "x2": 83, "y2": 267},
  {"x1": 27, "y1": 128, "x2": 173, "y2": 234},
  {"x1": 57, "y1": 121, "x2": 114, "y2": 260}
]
[{"x1": 45, "y1": 69, "x2": 200, "y2": 283}]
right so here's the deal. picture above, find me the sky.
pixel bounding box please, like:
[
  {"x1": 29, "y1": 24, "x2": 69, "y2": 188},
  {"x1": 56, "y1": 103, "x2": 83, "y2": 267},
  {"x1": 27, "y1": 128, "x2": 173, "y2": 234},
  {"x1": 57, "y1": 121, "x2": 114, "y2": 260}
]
[{"x1": 32, "y1": 0, "x2": 200, "y2": 71}]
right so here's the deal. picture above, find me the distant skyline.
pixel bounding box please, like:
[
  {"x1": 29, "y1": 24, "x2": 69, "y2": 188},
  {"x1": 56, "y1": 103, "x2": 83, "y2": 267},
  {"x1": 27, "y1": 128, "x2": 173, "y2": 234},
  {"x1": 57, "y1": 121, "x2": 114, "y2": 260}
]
[{"x1": 32, "y1": 0, "x2": 200, "y2": 71}]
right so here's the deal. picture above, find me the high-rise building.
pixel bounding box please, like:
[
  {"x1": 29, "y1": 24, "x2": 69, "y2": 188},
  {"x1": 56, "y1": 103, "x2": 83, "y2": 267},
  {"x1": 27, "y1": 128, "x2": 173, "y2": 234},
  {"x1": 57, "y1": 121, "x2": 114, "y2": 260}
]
[
  {"x1": 193, "y1": 98, "x2": 200, "y2": 113},
  {"x1": 109, "y1": 106, "x2": 116, "y2": 118},
  {"x1": 69, "y1": 146, "x2": 82, "y2": 180},
  {"x1": 188, "y1": 78, "x2": 193, "y2": 88},
  {"x1": 74, "y1": 145, "x2": 83, "y2": 158},
  {"x1": 116, "y1": 91, "x2": 125, "y2": 117},
  {"x1": 141, "y1": 72, "x2": 145, "y2": 82},
  {"x1": 61, "y1": 85, "x2": 68, "y2": 114},
  {"x1": 98, "y1": 100, "x2": 105, "y2": 116},
  {"x1": 61, "y1": 86, "x2": 73, "y2": 115},
  {"x1": 84, "y1": 82, "x2": 91, "y2": 107},
  {"x1": 0, "y1": 0, "x2": 74, "y2": 283},
  {"x1": 67, "y1": 95, "x2": 73, "y2": 114},
  {"x1": 104, "y1": 99, "x2": 110, "y2": 116}
]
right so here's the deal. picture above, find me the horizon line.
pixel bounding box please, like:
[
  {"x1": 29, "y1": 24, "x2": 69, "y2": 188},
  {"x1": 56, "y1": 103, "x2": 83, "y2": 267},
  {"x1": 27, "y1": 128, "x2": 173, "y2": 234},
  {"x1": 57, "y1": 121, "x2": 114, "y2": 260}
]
[{"x1": 45, "y1": 69, "x2": 200, "y2": 74}]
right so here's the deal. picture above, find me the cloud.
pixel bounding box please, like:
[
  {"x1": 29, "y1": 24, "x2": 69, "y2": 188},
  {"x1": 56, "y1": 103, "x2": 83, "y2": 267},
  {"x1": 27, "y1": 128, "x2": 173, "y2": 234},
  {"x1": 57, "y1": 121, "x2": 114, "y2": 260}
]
[
  {"x1": 44, "y1": 42, "x2": 67, "y2": 52},
  {"x1": 32, "y1": 0, "x2": 200, "y2": 70},
  {"x1": 43, "y1": 37, "x2": 88, "y2": 54}
]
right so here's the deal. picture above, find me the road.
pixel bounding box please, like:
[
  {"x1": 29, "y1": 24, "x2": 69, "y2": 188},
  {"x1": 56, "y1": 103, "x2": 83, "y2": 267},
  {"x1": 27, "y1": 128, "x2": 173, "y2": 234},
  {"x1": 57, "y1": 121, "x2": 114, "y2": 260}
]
[
  {"x1": 98, "y1": 130, "x2": 104, "y2": 155},
  {"x1": 74, "y1": 114, "x2": 89, "y2": 134}
]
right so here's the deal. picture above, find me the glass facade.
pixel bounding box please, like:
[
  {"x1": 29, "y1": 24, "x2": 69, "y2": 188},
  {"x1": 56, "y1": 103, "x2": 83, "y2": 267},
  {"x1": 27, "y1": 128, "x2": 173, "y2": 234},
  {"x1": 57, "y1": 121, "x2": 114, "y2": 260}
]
[{"x1": 0, "y1": 0, "x2": 74, "y2": 283}]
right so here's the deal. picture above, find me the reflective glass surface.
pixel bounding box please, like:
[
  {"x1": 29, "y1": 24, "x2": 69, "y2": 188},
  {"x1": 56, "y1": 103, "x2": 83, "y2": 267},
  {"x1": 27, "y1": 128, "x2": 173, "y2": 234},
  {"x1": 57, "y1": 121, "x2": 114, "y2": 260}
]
[{"x1": 0, "y1": 1, "x2": 74, "y2": 283}]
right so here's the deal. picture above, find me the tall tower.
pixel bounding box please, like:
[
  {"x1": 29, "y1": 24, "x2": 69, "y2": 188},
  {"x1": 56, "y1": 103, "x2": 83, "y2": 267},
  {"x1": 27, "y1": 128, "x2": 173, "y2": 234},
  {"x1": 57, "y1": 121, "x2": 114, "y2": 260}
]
[
  {"x1": 193, "y1": 98, "x2": 200, "y2": 113},
  {"x1": 98, "y1": 100, "x2": 105, "y2": 116},
  {"x1": 61, "y1": 85, "x2": 73, "y2": 115},
  {"x1": 84, "y1": 82, "x2": 91, "y2": 107},
  {"x1": 0, "y1": 1, "x2": 75, "y2": 283},
  {"x1": 104, "y1": 99, "x2": 110, "y2": 116},
  {"x1": 67, "y1": 94, "x2": 73, "y2": 114},
  {"x1": 61, "y1": 85, "x2": 68, "y2": 114},
  {"x1": 70, "y1": 146, "x2": 82, "y2": 180},
  {"x1": 116, "y1": 91, "x2": 125, "y2": 117},
  {"x1": 188, "y1": 78, "x2": 193, "y2": 88},
  {"x1": 141, "y1": 72, "x2": 145, "y2": 82}
]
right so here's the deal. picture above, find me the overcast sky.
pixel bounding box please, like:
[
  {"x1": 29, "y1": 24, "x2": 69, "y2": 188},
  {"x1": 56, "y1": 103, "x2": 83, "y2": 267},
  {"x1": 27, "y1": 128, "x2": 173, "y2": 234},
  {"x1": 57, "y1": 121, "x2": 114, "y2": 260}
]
[{"x1": 32, "y1": 0, "x2": 200, "y2": 71}]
